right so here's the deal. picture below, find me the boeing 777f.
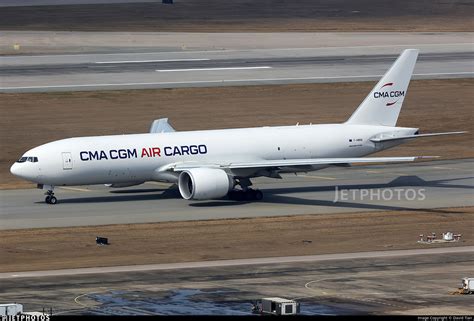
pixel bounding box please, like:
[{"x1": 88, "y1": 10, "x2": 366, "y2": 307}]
[{"x1": 10, "y1": 49, "x2": 465, "y2": 204}]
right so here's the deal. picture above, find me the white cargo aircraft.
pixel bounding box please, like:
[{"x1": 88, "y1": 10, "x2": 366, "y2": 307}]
[{"x1": 11, "y1": 49, "x2": 464, "y2": 204}]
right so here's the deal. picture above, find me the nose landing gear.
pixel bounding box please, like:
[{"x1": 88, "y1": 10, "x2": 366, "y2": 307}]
[{"x1": 44, "y1": 189, "x2": 57, "y2": 205}]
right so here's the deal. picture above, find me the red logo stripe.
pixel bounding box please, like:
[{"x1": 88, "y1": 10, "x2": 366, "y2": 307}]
[
  {"x1": 386, "y1": 101, "x2": 397, "y2": 106},
  {"x1": 380, "y1": 82, "x2": 394, "y2": 89}
]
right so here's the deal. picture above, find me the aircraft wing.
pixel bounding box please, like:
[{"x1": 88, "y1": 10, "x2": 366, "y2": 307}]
[
  {"x1": 163, "y1": 156, "x2": 436, "y2": 172},
  {"x1": 370, "y1": 131, "x2": 466, "y2": 143}
]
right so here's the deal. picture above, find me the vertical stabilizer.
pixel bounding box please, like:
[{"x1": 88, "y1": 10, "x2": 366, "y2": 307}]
[{"x1": 346, "y1": 49, "x2": 419, "y2": 126}]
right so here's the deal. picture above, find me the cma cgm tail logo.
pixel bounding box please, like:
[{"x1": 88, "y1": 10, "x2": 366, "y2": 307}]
[{"x1": 373, "y1": 82, "x2": 405, "y2": 106}]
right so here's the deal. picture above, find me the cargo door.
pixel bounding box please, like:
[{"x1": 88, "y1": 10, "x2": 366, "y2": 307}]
[{"x1": 62, "y1": 152, "x2": 73, "y2": 170}]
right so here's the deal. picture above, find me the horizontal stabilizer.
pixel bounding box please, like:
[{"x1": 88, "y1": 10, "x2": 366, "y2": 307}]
[
  {"x1": 150, "y1": 118, "x2": 176, "y2": 133},
  {"x1": 370, "y1": 131, "x2": 467, "y2": 143}
]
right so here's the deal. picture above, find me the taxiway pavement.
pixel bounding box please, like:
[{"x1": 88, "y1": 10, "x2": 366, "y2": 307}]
[
  {"x1": 1, "y1": 158, "x2": 473, "y2": 230},
  {"x1": 1, "y1": 247, "x2": 472, "y2": 315}
]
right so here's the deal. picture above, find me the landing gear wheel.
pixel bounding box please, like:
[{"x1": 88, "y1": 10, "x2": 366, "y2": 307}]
[
  {"x1": 245, "y1": 189, "x2": 256, "y2": 201},
  {"x1": 228, "y1": 189, "x2": 263, "y2": 201},
  {"x1": 245, "y1": 189, "x2": 263, "y2": 201},
  {"x1": 228, "y1": 190, "x2": 243, "y2": 201},
  {"x1": 44, "y1": 189, "x2": 58, "y2": 205},
  {"x1": 49, "y1": 196, "x2": 58, "y2": 205}
]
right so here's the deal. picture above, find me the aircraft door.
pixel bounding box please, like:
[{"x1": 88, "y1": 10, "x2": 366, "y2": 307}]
[{"x1": 62, "y1": 152, "x2": 73, "y2": 170}]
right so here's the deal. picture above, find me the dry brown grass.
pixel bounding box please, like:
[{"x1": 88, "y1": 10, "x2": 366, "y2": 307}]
[
  {"x1": 1, "y1": 79, "x2": 472, "y2": 189},
  {"x1": 1, "y1": 207, "x2": 472, "y2": 272},
  {"x1": 0, "y1": 0, "x2": 472, "y2": 32}
]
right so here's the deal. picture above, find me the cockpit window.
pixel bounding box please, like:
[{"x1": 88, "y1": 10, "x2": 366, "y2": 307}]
[
  {"x1": 16, "y1": 157, "x2": 27, "y2": 163},
  {"x1": 16, "y1": 156, "x2": 38, "y2": 163}
]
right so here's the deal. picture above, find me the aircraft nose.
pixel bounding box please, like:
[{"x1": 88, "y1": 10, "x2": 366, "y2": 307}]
[
  {"x1": 10, "y1": 163, "x2": 20, "y2": 176},
  {"x1": 10, "y1": 162, "x2": 35, "y2": 181}
]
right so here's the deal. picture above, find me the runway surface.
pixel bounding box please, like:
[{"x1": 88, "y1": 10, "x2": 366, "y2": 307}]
[
  {"x1": 1, "y1": 247, "x2": 472, "y2": 315},
  {"x1": 1, "y1": 51, "x2": 472, "y2": 92},
  {"x1": 1, "y1": 158, "x2": 473, "y2": 230},
  {"x1": 1, "y1": 34, "x2": 473, "y2": 92}
]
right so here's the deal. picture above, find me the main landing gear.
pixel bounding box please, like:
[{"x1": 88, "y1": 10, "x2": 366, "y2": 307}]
[
  {"x1": 44, "y1": 189, "x2": 57, "y2": 205},
  {"x1": 228, "y1": 188, "x2": 264, "y2": 201},
  {"x1": 228, "y1": 178, "x2": 263, "y2": 201}
]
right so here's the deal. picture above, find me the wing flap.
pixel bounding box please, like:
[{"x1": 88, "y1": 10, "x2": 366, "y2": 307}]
[{"x1": 226, "y1": 156, "x2": 431, "y2": 169}]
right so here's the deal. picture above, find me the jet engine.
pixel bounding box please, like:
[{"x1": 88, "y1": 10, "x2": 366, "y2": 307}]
[
  {"x1": 178, "y1": 168, "x2": 233, "y2": 200},
  {"x1": 105, "y1": 182, "x2": 144, "y2": 188}
]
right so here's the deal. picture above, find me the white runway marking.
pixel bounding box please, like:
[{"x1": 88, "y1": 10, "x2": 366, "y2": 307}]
[
  {"x1": 96, "y1": 58, "x2": 210, "y2": 64},
  {"x1": 156, "y1": 66, "x2": 272, "y2": 72},
  {"x1": 74, "y1": 290, "x2": 108, "y2": 308},
  {"x1": 1, "y1": 71, "x2": 472, "y2": 91},
  {"x1": 414, "y1": 71, "x2": 474, "y2": 76}
]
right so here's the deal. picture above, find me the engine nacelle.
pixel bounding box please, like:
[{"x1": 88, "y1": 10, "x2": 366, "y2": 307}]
[
  {"x1": 105, "y1": 181, "x2": 144, "y2": 188},
  {"x1": 178, "y1": 168, "x2": 233, "y2": 200}
]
